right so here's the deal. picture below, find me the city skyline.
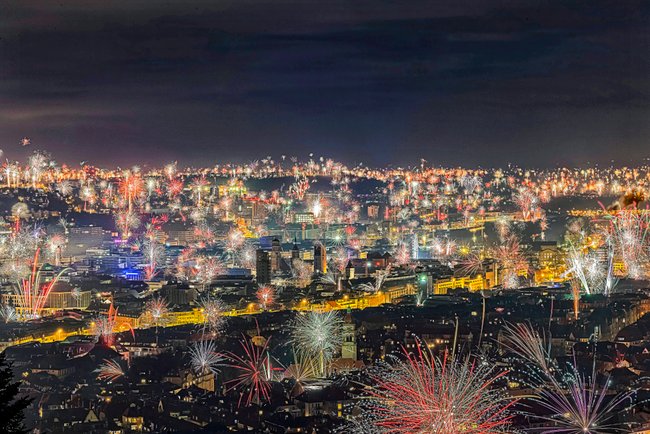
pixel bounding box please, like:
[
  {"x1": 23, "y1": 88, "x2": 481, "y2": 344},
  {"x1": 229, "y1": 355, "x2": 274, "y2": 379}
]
[{"x1": 2, "y1": 3, "x2": 650, "y2": 432}]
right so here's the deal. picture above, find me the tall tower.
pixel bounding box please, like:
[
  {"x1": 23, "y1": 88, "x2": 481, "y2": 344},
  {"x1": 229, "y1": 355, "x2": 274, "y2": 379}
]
[
  {"x1": 270, "y1": 238, "x2": 282, "y2": 272},
  {"x1": 313, "y1": 244, "x2": 327, "y2": 274},
  {"x1": 341, "y1": 309, "x2": 357, "y2": 360},
  {"x1": 291, "y1": 237, "x2": 300, "y2": 261},
  {"x1": 256, "y1": 249, "x2": 271, "y2": 284}
]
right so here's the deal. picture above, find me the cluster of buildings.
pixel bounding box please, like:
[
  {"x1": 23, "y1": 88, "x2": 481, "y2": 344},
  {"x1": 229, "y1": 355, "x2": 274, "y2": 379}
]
[{"x1": 0, "y1": 160, "x2": 650, "y2": 432}]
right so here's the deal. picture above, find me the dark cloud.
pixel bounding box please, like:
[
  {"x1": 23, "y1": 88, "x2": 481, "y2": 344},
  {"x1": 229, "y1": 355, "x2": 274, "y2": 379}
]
[{"x1": 1, "y1": 0, "x2": 649, "y2": 167}]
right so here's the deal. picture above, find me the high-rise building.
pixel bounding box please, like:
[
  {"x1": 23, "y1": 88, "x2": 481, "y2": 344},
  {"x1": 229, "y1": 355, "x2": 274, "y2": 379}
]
[
  {"x1": 367, "y1": 204, "x2": 380, "y2": 220},
  {"x1": 256, "y1": 249, "x2": 271, "y2": 284},
  {"x1": 270, "y1": 238, "x2": 282, "y2": 272},
  {"x1": 406, "y1": 233, "x2": 419, "y2": 260},
  {"x1": 313, "y1": 244, "x2": 327, "y2": 274}
]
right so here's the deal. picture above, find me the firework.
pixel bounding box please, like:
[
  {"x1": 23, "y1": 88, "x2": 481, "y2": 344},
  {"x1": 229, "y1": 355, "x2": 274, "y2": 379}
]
[
  {"x1": 458, "y1": 252, "x2": 486, "y2": 276},
  {"x1": 319, "y1": 271, "x2": 338, "y2": 286},
  {"x1": 167, "y1": 178, "x2": 184, "y2": 197},
  {"x1": 144, "y1": 296, "x2": 169, "y2": 329},
  {"x1": 119, "y1": 170, "x2": 144, "y2": 212},
  {"x1": 234, "y1": 242, "x2": 256, "y2": 269},
  {"x1": 494, "y1": 235, "x2": 529, "y2": 289},
  {"x1": 56, "y1": 180, "x2": 73, "y2": 196},
  {"x1": 290, "y1": 258, "x2": 312, "y2": 287},
  {"x1": 93, "y1": 302, "x2": 134, "y2": 347},
  {"x1": 0, "y1": 304, "x2": 16, "y2": 323},
  {"x1": 189, "y1": 338, "x2": 225, "y2": 375},
  {"x1": 224, "y1": 227, "x2": 246, "y2": 254},
  {"x1": 173, "y1": 248, "x2": 197, "y2": 281},
  {"x1": 431, "y1": 237, "x2": 457, "y2": 263},
  {"x1": 531, "y1": 367, "x2": 633, "y2": 434},
  {"x1": 284, "y1": 348, "x2": 319, "y2": 397},
  {"x1": 256, "y1": 285, "x2": 276, "y2": 310},
  {"x1": 501, "y1": 322, "x2": 551, "y2": 373},
  {"x1": 191, "y1": 176, "x2": 209, "y2": 207},
  {"x1": 27, "y1": 151, "x2": 49, "y2": 188},
  {"x1": 359, "y1": 266, "x2": 390, "y2": 293},
  {"x1": 11, "y1": 202, "x2": 30, "y2": 232},
  {"x1": 139, "y1": 238, "x2": 164, "y2": 280},
  {"x1": 97, "y1": 359, "x2": 126, "y2": 382},
  {"x1": 288, "y1": 176, "x2": 310, "y2": 200},
  {"x1": 331, "y1": 246, "x2": 349, "y2": 274},
  {"x1": 198, "y1": 295, "x2": 226, "y2": 334},
  {"x1": 363, "y1": 342, "x2": 516, "y2": 433},
  {"x1": 394, "y1": 243, "x2": 411, "y2": 266},
  {"x1": 47, "y1": 234, "x2": 66, "y2": 265},
  {"x1": 93, "y1": 315, "x2": 116, "y2": 346},
  {"x1": 514, "y1": 188, "x2": 540, "y2": 221},
  {"x1": 290, "y1": 310, "x2": 343, "y2": 376},
  {"x1": 565, "y1": 247, "x2": 607, "y2": 295},
  {"x1": 195, "y1": 255, "x2": 225, "y2": 289},
  {"x1": 608, "y1": 208, "x2": 650, "y2": 279},
  {"x1": 114, "y1": 209, "x2": 139, "y2": 240},
  {"x1": 502, "y1": 322, "x2": 634, "y2": 433},
  {"x1": 12, "y1": 248, "x2": 70, "y2": 320},
  {"x1": 225, "y1": 334, "x2": 277, "y2": 406}
]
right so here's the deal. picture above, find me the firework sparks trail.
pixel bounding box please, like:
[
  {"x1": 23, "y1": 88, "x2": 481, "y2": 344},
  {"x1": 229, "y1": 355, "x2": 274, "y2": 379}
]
[
  {"x1": 608, "y1": 208, "x2": 650, "y2": 279},
  {"x1": 97, "y1": 359, "x2": 126, "y2": 382},
  {"x1": 0, "y1": 304, "x2": 16, "y2": 323},
  {"x1": 139, "y1": 238, "x2": 164, "y2": 280},
  {"x1": 290, "y1": 310, "x2": 343, "y2": 376},
  {"x1": 531, "y1": 369, "x2": 633, "y2": 434},
  {"x1": 144, "y1": 296, "x2": 169, "y2": 342},
  {"x1": 12, "y1": 248, "x2": 71, "y2": 320},
  {"x1": 225, "y1": 334, "x2": 279, "y2": 407},
  {"x1": 501, "y1": 322, "x2": 552, "y2": 373},
  {"x1": 501, "y1": 323, "x2": 634, "y2": 433},
  {"x1": 198, "y1": 295, "x2": 227, "y2": 334},
  {"x1": 115, "y1": 209, "x2": 139, "y2": 240},
  {"x1": 283, "y1": 348, "x2": 319, "y2": 397},
  {"x1": 565, "y1": 247, "x2": 607, "y2": 295},
  {"x1": 256, "y1": 285, "x2": 276, "y2": 310},
  {"x1": 93, "y1": 302, "x2": 135, "y2": 347},
  {"x1": 359, "y1": 266, "x2": 391, "y2": 293},
  {"x1": 189, "y1": 338, "x2": 225, "y2": 375},
  {"x1": 362, "y1": 341, "x2": 516, "y2": 433},
  {"x1": 494, "y1": 235, "x2": 529, "y2": 289},
  {"x1": 458, "y1": 252, "x2": 486, "y2": 276}
]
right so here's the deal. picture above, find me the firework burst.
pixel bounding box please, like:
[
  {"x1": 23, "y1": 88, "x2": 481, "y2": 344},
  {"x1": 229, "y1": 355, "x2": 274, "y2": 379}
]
[
  {"x1": 284, "y1": 348, "x2": 319, "y2": 397},
  {"x1": 12, "y1": 248, "x2": 70, "y2": 320},
  {"x1": 290, "y1": 310, "x2": 343, "y2": 376},
  {"x1": 0, "y1": 304, "x2": 16, "y2": 323},
  {"x1": 97, "y1": 359, "x2": 126, "y2": 382},
  {"x1": 225, "y1": 334, "x2": 278, "y2": 406},
  {"x1": 256, "y1": 285, "x2": 276, "y2": 310},
  {"x1": 139, "y1": 238, "x2": 164, "y2": 280},
  {"x1": 189, "y1": 338, "x2": 225, "y2": 375},
  {"x1": 362, "y1": 341, "x2": 516, "y2": 433},
  {"x1": 198, "y1": 295, "x2": 226, "y2": 334},
  {"x1": 144, "y1": 296, "x2": 169, "y2": 329},
  {"x1": 531, "y1": 369, "x2": 633, "y2": 434},
  {"x1": 502, "y1": 322, "x2": 634, "y2": 433}
]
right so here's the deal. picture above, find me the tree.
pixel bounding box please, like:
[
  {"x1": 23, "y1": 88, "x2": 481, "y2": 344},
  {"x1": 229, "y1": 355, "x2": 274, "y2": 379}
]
[{"x1": 0, "y1": 351, "x2": 31, "y2": 433}]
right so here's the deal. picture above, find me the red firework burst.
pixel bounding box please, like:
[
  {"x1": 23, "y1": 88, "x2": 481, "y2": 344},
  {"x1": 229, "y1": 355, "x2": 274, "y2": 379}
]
[
  {"x1": 225, "y1": 334, "x2": 280, "y2": 407},
  {"x1": 256, "y1": 285, "x2": 275, "y2": 310},
  {"x1": 366, "y1": 341, "x2": 516, "y2": 433}
]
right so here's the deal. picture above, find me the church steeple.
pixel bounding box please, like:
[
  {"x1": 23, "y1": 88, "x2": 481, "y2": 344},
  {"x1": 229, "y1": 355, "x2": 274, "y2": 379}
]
[{"x1": 341, "y1": 308, "x2": 357, "y2": 360}]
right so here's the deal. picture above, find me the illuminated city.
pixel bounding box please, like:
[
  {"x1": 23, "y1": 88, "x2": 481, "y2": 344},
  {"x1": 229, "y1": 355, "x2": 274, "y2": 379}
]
[{"x1": 2, "y1": 2, "x2": 650, "y2": 434}]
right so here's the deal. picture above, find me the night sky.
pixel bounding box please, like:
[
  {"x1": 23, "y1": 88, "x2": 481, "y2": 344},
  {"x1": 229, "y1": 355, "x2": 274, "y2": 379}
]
[{"x1": 2, "y1": 1, "x2": 649, "y2": 168}]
